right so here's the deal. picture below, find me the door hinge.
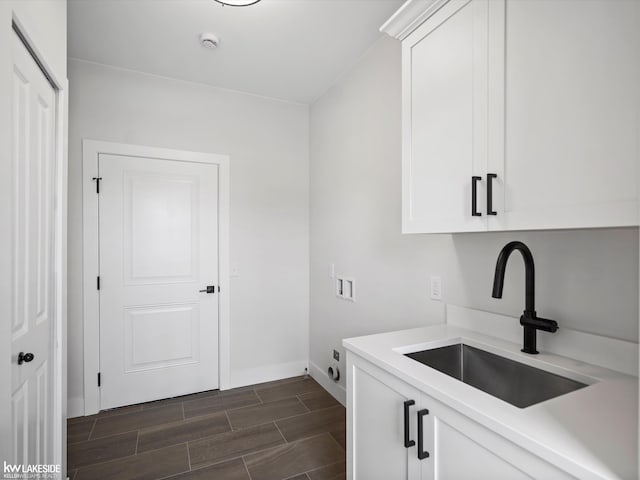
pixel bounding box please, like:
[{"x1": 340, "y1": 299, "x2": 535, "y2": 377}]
[
  {"x1": 97, "y1": 276, "x2": 100, "y2": 290},
  {"x1": 92, "y1": 177, "x2": 102, "y2": 194},
  {"x1": 98, "y1": 372, "x2": 101, "y2": 387}
]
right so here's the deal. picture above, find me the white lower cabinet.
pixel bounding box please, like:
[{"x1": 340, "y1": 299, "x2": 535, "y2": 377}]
[{"x1": 347, "y1": 353, "x2": 573, "y2": 480}]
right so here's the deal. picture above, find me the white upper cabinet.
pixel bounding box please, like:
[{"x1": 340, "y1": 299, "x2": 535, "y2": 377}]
[
  {"x1": 385, "y1": 0, "x2": 640, "y2": 233},
  {"x1": 402, "y1": 0, "x2": 489, "y2": 233},
  {"x1": 487, "y1": 0, "x2": 640, "y2": 231}
]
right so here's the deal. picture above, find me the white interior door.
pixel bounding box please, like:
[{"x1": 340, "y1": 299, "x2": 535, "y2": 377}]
[
  {"x1": 11, "y1": 32, "x2": 56, "y2": 465},
  {"x1": 98, "y1": 154, "x2": 219, "y2": 410}
]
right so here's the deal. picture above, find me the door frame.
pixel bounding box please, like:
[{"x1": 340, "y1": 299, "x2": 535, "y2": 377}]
[
  {"x1": 0, "y1": 13, "x2": 69, "y2": 472},
  {"x1": 81, "y1": 140, "x2": 230, "y2": 415}
]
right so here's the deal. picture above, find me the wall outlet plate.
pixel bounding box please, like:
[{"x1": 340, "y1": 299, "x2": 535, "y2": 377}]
[
  {"x1": 336, "y1": 276, "x2": 355, "y2": 301},
  {"x1": 430, "y1": 276, "x2": 442, "y2": 301}
]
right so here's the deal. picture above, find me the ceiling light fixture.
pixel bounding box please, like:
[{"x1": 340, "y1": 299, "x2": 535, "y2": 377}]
[{"x1": 214, "y1": 0, "x2": 262, "y2": 6}]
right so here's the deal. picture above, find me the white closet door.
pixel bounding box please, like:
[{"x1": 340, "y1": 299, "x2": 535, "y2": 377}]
[{"x1": 11, "y1": 32, "x2": 56, "y2": 466}]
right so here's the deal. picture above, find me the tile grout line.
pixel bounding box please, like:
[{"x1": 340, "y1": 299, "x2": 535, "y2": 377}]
[
  {"x1": 272, "y1": 420, "x2": 289, "y2": 444},
  {"x1": 221, "y1": 403, "x2": 344, "y2": 439},
  {"x1": 86, "y1": 418, "x2": 97, "y2": 441},
  {"x1": 186, "y1": 440, "x2": 192, "y2": 471},
  {"x1": 184, "y1": 403, "x2": 262, "y2": 422},
  {"x1": 241, "y1": 456, "x2": 253, "y2": 480},
  {"x1": 135, "y1": 430, "x2": 139, "y2": 455},
  {"x1": 305, "y1": 459, "x2": 345, "y2": 478},
  {"x1": 295, "y1": 394, "x2": 312, "y2": 413},
  {"x1": 153, "y1": 444, "x2": 191, "y2": 480},
  {"x1": 187, "y1": 441, "x2": 289, "y2": 474},
  {"x1": 223, "y1": 409, "x2": 233, "y2": 431}
]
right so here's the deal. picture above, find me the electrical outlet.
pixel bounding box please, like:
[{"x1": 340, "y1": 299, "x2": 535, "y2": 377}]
[
  {"x1": 333, "y1": 349, "x2": 340, "y2": 361},
  {"x1": 430, "y1": 276, "x2": 442, "y2": 301}
]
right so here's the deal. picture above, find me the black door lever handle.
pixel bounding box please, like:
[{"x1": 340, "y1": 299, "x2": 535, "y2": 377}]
[{"x1": 199, "y1": 286, "x2": 216, "y2": 294}]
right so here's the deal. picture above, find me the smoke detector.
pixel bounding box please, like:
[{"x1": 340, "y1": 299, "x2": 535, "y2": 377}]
[{"x1": 200, "y1": 33, "x2": 220, "y2": 49}]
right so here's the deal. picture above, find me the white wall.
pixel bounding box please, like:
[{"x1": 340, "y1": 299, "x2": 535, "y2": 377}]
[
  {"x1": 67, "y1": 60, "x2": 309, "y2": 414},
  {"x1": 309, "y1": 36, "x2": 639, "y2": 400}
]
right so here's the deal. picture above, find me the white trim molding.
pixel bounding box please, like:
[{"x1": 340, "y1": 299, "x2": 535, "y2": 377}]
[
  {"x1": 380, "y1": 0, "x2": 451, "y2": 40},
  {"x1": 229, "y1": 361, "x2": 309, "y2": 391},
  {"x1": 81, "y1": 140, "x2": 231, "y2": 415},
  {"x1": 309, "y1": 361, "x2": 346, "y2": 407}
]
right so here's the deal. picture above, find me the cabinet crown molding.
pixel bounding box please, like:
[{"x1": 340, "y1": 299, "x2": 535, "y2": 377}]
[{"x1": 380, "y1": 0, "x2": 450, "y2": 40}]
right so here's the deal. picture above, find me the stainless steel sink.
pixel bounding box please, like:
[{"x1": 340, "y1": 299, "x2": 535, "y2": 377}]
[{"x1": 405, "y1": 343, "x2": 587, "y2": 408}]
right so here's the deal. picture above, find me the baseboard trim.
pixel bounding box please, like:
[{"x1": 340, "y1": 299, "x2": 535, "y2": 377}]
[
  {"x1": 309, "y1": 361, "x2": 346, "y2": 407},
  {"x1": 67, "y1": 396, "x2": 84, "y2": 419},
  {"x1": 228, "y1": 361, "x2": 309, "y2": 390}
]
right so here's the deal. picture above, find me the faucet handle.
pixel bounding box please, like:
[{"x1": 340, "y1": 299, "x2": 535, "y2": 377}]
[{"x1": 520, "y1": 313, "x2": 558, "y2": 333}]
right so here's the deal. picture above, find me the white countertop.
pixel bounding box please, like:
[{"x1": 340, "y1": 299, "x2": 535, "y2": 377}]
[{"x1": 343, "y1": 324, "x2": 638, "y2": 480}]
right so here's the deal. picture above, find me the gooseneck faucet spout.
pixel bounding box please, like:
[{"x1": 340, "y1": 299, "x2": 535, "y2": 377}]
[{"x1": 491, "y1": 241, "x2": 558, "y2": 354}]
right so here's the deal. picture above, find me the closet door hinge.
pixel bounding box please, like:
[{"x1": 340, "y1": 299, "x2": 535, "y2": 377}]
[
  {"x1": 97, "y1": 276, "x2": 100, "y2": 290},
  {"x1": 98, "y1": 372, "x2": 101, "y2": 387}
]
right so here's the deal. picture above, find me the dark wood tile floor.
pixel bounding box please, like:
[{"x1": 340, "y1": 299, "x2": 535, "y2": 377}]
[{"x1": 67, "y1": 376, "x2": 346, "y2": 480}]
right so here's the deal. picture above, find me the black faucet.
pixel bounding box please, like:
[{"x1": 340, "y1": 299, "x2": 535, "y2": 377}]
[{"x1": 491, "y1": 241, "x2": 558, "y2": 354}]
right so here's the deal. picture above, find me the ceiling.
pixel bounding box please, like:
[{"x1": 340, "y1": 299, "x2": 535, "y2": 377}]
[{"x1": 68, "y1": 0, "x2": 405, "y2": 104}]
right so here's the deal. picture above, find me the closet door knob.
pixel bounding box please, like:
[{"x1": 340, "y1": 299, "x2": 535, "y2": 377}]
[{"x1": 18, "y1": 352, "x2": 35, "y2": 365}]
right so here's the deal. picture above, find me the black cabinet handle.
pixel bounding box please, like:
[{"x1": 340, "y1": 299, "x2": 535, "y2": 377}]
[
  {"x1": 471, "y1": 176, "x2": 482, "y2": 216},
  {"x1": 417, "y1": 409, "x2": 430, "y2": 460},
  {"x1": 487, "y1": 173, "x2": 497, "y2": 215},
  {"x1": 403, "y1": 400, "x2": 415, "y2": 448}
]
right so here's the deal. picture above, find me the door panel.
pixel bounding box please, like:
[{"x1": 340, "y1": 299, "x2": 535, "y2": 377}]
[
  {"x1": 11, "y1": 32, "x2": 56, "y2": 466},
  {"x1": 125, "y1": 173, "x2": 198, "y2": 283},
  {"x1": 99, "y1": 154, "x2": 219, "y2": 409},
  {"x1": 124, "y1": 304, "x2": 200, "y2": 372}
]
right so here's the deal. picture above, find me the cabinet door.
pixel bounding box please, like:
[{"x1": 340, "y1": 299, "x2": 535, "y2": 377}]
[
  {"x1": 487, "y1": 0, "x2": 640, "y2": 231},
  {"x1": 347, "y1": 354, "x2": 422, "y2": 480},
  {"x1": 402, "y1": 0, "x2": 489, "y2": 233},
  {"x1": 421, "y1": 392, "x2": 573, "y2": 480}
]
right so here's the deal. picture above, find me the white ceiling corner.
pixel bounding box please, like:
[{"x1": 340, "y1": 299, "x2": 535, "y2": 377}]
[{"x1": 68, "y1": 0, "x2": 405, "y2": 104}]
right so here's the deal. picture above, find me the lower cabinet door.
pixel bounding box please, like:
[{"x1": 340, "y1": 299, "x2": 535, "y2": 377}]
[
  {"x1": 422, "y1": 393, "x2": 573, "y2": 480},
  {"x1": 348, "y1": 353, "x2": 573, "y2": 480},
  {"x1": 348, "y1": 354, "x2": 423, "y2": 480}
]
